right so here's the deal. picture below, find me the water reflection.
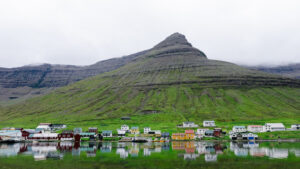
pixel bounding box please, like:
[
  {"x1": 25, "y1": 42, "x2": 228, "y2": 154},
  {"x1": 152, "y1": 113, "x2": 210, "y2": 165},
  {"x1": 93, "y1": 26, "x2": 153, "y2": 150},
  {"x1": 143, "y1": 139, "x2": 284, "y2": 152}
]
[
  {"x1": 230, "y1": 142, "x2": 290, "y2": 159},
  {"x1": 0, "y1": 141, "x2": 299, "y2": 161}
]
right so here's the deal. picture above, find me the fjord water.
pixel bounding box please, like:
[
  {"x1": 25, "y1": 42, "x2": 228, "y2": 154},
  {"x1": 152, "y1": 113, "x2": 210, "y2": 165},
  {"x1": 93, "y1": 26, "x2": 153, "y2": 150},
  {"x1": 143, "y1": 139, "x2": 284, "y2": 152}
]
[{"x1": 0, "y1": 141, "x2": 299, "y2": 169}]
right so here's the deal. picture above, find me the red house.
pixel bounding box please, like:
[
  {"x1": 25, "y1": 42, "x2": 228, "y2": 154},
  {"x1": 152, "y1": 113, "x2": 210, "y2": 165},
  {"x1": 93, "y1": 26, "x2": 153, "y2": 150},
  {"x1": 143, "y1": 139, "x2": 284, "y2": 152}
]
[
  {"x1": 58, "y1": 130, "x2": 74, "y2": 141},
  {"x1": 213, "y1": 128, "x2": 222, "y2": 137}
]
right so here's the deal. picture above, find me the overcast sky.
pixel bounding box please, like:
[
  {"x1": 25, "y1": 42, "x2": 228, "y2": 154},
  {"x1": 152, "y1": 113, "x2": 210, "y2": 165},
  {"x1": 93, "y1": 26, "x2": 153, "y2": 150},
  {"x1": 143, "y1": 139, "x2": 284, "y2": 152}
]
[{"x1": 0, "y1": 0, "x2": 299, "y2": 68}]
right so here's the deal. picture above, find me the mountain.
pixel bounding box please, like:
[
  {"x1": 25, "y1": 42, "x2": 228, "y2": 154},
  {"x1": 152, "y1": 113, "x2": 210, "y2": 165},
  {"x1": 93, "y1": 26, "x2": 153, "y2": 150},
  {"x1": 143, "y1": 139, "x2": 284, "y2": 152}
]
[
  {"x1": 246, "y1": 64, "x2": 300, "y2": 79},
  {"x1": 0, "y1": 48, "x2": 147, "y2": 103},
  {"x1": 0, "y1": 33, "x2": 299, "y2": 128}
]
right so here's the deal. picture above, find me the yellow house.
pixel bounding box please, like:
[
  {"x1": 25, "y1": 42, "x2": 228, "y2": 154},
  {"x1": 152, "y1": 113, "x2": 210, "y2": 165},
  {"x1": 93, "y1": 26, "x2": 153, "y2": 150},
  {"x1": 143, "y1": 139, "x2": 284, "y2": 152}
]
[
  {"x1": 130, "y1": 127, "x2": 140, "y2": 134},
  {"x1": 172, "y1": 133, "x2": 185, "y2": 140},
  {"x1": 185, "y1": 130, "x2": 195, "y2": 140},
  {"x1": 172, "y1": 130, "x2": 195, "y2": 140}
]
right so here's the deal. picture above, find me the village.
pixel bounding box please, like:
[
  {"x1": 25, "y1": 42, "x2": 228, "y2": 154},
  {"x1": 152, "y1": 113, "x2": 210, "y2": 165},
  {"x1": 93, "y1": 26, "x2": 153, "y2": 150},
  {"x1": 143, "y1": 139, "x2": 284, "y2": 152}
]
[{"x1": 0, "y1": 121, "x2": 299, "y2": 143}]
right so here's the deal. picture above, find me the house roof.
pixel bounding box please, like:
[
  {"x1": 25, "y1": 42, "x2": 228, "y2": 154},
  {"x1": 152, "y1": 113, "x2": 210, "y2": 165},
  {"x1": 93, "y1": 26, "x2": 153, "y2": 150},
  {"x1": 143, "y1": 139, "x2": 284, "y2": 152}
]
[
  {"x1": 102, "y1": 130, "x2": 112, "y2": 134},
  {"x1": 233, "y1": 126, "x2": 246, "y2": 128},
  {"x1": 89, "y1": 127, "x2": 98, "y2": 130},
  {"x1": 185, "y1": 130, "x2": 194, "y2": 134},
  {"x1": 80, "y1": 132, "x2": 95, "y2": 136},
  {"x1": 172, "y1": 133, "x2": 185, "y2": 136},
  {"x1": 205, "y1": 130, "x2": 214, "y2": 134}
]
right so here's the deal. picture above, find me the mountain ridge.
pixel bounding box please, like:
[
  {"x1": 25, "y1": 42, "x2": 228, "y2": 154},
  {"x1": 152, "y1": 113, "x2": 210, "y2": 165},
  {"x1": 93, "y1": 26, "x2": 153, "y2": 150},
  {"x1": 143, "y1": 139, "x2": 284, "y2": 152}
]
[{"x1": 0, "y1": 33, "x2": 299, "y2": 127}]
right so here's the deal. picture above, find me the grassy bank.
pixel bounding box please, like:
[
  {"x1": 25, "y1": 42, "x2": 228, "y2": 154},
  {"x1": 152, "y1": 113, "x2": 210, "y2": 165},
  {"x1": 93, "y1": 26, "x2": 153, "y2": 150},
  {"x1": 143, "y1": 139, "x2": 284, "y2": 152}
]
[{"x1": 258, "y1": 130, "x2": 300, "y2": 140}]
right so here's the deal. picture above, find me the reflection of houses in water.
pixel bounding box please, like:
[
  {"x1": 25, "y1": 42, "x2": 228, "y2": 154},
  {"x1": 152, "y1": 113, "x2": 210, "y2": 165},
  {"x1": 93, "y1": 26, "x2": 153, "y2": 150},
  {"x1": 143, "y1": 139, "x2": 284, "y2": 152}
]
[
  {"x1": 29, "y1": 142, "x2": 63, "y2": 161},
  {"x1": 172, "y1": 141, "x2": 226, "y2": 161},
  {"x1": 143, "y1": 147, "x2": 161, "y2": 156},
  {"x1": 268, "y1": 148, "x2": 288, "y2": 159},
  {"x1": 172, "y1": 141, "x2": 196, "y2": 154},
  {"x1": 230, "y1": 142, "x2": 290, "y2": 159},
  {"x1": 250, "y1": 147, "x2": 268, "y2": 157},
  {"x1": 290, "y1": 149, "x2": 300, "y2": 157},
  {"x1": 58, "y1": 142, "x2": 73, "y2": 152},
  {"x1": 0, "y1": 143, "x2": 22, "y2": 157},
  {"x1": 129, "y1": 143, "x2": 139, "y2": 157},
  {"x1": 205, "y1": 154, "x2": 217, "y2": 162},
  {"x1": 1, "y1": 141, "x2": 300, "y2": 161},
  {"x1": 79, "y1": 142, "x2": 97, "y2": 157},
  {"x1": 230, "y1": 142, "x2": 249, "y2": 157},
  {"x1": 242, "y1": 142, "x2": 259, "y2": 149},
  {"x1": 116, "y1": 148, "x2": 129, "y2": 159},
  {"x1": 101, "y1": 142, "x2": 112, "y2": 153},
  {"x1": 184, "y1": 153, "x2": 200, "y2": 160},
  {"x1": 195, "y1": 142, "x2": 207, "y2": 154}
]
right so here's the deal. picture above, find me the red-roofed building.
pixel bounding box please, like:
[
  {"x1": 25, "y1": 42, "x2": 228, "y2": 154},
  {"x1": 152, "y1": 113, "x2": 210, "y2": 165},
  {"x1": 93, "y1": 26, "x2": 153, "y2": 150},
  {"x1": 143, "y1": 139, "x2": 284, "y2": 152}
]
[{"x1": 185, "y1": 130, "x2": 195, "y2": 140}]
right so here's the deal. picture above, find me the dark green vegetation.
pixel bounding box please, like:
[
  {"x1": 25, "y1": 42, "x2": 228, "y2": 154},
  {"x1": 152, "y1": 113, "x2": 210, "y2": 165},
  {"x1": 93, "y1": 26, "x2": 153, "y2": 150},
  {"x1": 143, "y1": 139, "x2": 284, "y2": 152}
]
[
  {"x1": 258, "y1": 130, "x2": 300, "y2": 140},
  {"x1": 0, "y1": 33, "x2": 299, "y2": 129}
]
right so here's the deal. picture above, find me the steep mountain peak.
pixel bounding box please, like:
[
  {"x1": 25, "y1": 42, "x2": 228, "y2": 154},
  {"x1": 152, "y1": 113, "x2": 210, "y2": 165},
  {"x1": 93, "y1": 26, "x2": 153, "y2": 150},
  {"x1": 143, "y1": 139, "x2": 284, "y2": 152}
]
[{"x1": 153, "y1": 32, "x2": 192, "y2": 49}]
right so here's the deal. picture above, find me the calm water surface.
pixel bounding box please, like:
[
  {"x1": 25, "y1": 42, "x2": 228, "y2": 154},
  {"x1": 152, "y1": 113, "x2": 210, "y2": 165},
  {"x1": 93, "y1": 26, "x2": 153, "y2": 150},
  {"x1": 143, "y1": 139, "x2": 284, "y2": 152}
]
[{"x1": 0, "y1": 141, "x2": 299, "y2": 169}]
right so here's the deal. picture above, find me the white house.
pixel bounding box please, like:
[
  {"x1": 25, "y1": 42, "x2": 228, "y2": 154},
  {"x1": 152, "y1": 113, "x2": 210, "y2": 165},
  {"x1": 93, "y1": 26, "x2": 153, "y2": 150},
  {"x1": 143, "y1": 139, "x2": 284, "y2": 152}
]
[
  {"x1": 247, "y1": 125, "x2": 264, "y2": 133},
  {"x1": 264, "y1": 123, "x2": 285, "y2": 132},
  {"x1": 232, "y1": 126, "x2": 247, "y2": 133},
  {"x1": 203, "y1": 121, "x2": 216, "y2": 127},
  {"x1": 144, "y1": 127, "x2": 151, "y2": 134},
  {"x1": 196, "y1": 128, "x2": 209, "y2": 135},
  {"x1": 121, "y1": 125, "x2": 129, "y2": 131},
  {"x1": 117, "y1": 129, "x2": 126, "y2": 137},
  {"x1": 291, "y1": 124, "x2": 300, "y2": 130},
  {"x1": 183, "y1": 122, "x2": 199, "y2": 128}
]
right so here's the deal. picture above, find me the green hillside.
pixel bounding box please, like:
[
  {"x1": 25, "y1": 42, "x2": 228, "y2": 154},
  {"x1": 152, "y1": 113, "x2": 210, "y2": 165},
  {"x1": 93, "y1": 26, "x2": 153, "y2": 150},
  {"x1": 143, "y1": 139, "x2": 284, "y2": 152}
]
[{"x1": 0, "y1": 33, "x2": 299, "y2": 129}]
